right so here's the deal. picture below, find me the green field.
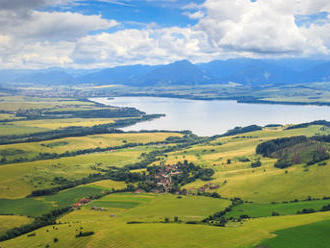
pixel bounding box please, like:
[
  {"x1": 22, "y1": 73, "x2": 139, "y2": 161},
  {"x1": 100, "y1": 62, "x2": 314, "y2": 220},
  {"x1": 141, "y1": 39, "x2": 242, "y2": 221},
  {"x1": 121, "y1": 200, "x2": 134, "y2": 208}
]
[
  {"x1": 0, "y1": 198, "x2": 53, "y2": 217},
  {"x1": 98, "y1": 193, "x2": 232, "y2": 221},
  {"x1": 226, "y1": 199, "x2": 330, "y2": 218},
  {"x1": 258, "y1": 220, "x2": 330, "y2": 248}
]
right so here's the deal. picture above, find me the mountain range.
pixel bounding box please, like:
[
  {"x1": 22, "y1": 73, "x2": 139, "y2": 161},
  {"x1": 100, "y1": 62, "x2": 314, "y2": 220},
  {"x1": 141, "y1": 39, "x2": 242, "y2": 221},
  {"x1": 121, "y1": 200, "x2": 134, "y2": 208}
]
[{"x1": 0, "y1": 58, "x2": 329, "y2": 86}]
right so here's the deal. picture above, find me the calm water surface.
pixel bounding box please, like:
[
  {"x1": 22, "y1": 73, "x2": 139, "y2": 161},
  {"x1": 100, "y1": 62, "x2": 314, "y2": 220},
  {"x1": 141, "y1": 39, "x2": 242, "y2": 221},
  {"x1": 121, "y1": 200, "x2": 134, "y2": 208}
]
[{"x1": 92, "y1": 97, "x2": 330, "y2": 136}]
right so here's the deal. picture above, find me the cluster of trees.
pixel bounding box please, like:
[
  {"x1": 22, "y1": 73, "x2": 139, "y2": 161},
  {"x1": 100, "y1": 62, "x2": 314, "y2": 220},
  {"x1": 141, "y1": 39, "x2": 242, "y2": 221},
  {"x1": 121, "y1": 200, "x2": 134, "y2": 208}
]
[
  {"x1": 256, "y1": 135, "x2": 329, "y2": 169},
  {"x1": 222, "y1": 125, "x2": 262, "y2": 137},
  {"x1": 250, "y1": 159, "x2": 262, "y2": 168},
  {"x1": 202, "y1": 198, "x2": 243, "y2": 226},
  {"x1": 286, "y1": 120, "x2": 330, "y2": 130},
  {"x1": 274, "y1": 154, "x2": 293, "y2": 169},
  {"x1": 0, "y1": 207, "x2": 72, "y2": 242},
  {"x1": 256, "y1": 136, "x2": 308, "y2": 157},
  {"x1": 16, "y1": 107, "x2": 146, "y2": 120},
  {"x1": 174, "y1": 160, "x2": 215, "y2": 182},
  {"x1": 312, "y1": 135, "x2": 330, "y2": 143},
  {"x1": 306, "y1": 147, "x2": 330, "y2": 166},
  {"x1": 135, "y1": 161, "x2": 215, "y2": 193},
  {"x1": 196, "y1": 191, "x2": 222, "y2": 198},
  {"x1": 75, "y1": 231, "x2": 94, "y2": 238}
]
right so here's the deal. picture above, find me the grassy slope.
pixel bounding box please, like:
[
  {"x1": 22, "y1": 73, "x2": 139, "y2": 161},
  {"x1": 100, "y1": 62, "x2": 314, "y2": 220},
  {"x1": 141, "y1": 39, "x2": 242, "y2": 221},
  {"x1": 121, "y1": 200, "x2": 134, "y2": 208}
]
[{"x1": 178, "y1": 125, "x2": 330, "y2": 203}]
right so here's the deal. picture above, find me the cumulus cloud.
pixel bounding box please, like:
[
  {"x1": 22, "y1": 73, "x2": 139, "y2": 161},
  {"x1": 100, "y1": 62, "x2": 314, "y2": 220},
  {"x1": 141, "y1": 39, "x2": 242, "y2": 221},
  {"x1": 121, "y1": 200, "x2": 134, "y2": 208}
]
[
  {"x1": 0, "y1": 0, "x2": 119, "y2": 68},
  {"x1": 0, "y1": 0, "x2": 45, "y2": 10},
  {"x1": 194, "y1": 0, "x2": 307, "y2": 55},
  {"x1": 0, "y1": 11, "x2": 118, "y2": 41},
  {"x1": 0, "y1": 0, "x2": 330, "y2": 68},
  {"x1": 71, "y1": 27, "x2": 210, "y2": 67}
]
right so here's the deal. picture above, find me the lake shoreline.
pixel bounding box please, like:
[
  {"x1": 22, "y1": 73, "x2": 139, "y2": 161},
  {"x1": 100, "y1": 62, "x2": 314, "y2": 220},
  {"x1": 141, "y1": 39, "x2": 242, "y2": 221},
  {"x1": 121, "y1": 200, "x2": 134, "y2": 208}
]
[
  {"x1": 113, "y1": 93, "x2": 330, "y2": 107},
  {"x1": 91, "y1": 97, "x2": 330, "y2": 136}
]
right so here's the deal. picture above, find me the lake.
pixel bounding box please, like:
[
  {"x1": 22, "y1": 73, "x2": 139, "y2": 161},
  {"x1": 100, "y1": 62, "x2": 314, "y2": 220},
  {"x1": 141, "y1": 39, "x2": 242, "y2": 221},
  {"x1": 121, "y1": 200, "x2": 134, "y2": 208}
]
[{"x1": 92, "y1": 97, "x2": 330, "y2": 136}]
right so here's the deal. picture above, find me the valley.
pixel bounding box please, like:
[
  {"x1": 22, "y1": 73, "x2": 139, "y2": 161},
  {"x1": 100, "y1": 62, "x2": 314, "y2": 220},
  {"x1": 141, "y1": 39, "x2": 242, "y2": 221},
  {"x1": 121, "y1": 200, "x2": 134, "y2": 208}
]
[{"x1": 0, "y1": 93, "x2": 329, "y2": 247}]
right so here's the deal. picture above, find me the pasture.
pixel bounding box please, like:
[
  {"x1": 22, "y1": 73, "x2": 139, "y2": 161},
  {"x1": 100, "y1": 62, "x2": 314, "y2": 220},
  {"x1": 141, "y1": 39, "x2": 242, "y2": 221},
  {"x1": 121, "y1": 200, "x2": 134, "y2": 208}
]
[
  {"x1": 258, "y1": 220, "x2": 330, "y2": 248},
  {"x1": 0, "y1": 198, "x2": 53, "y2": 217},
  {"x1": 226, "y1": 199, "x2": 330, "y2": 218}
]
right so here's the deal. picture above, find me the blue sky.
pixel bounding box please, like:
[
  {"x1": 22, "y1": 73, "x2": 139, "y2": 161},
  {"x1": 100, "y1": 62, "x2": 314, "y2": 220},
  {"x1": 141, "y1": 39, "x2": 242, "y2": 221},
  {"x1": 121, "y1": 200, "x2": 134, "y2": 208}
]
[
  {"x1": 0, "y1": 0, "x2": 329, "y2": 69},
  {"x1": 49, "y1": 0, "x2": 204, "y2": 29}
]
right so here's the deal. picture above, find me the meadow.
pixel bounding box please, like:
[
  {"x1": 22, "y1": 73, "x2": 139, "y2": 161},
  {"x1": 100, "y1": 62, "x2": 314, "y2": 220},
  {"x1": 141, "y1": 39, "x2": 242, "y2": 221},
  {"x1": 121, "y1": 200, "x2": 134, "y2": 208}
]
[
  {"x1": 226, "y1": 199, "x2": 330, "y2": 218},
  {"x1": 258, "y1": 220, "x2": 330, "y2": 248}
]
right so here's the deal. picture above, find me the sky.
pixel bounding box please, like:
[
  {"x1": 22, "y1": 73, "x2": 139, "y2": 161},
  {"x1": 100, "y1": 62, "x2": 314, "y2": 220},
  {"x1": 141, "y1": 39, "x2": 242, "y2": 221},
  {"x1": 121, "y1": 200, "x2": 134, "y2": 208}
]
[{"x1": 0, "y1": 0, "x2": 330, "y2": 69}]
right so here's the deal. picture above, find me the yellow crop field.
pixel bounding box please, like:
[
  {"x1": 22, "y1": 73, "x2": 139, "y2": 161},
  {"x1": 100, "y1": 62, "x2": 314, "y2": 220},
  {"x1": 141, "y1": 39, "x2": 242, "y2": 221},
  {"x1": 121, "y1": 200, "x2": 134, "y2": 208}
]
[
  {"x1": 88, "y1": 180, "x2": 127, "y2": 190},
  {"x1": 10, "y1": 118, "x2": 116, "y2": 129},
  {"x1": 0, "y1": 216, "x2": 32, "y2": 236}
]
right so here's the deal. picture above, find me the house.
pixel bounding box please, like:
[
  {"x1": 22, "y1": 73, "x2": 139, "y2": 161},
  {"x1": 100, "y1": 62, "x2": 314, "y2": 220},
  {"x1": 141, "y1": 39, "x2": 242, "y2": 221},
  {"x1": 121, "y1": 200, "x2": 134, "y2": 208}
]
[
  {"x1": 79, "y1": 198, "x2": 90, "y2": 204},
  {"x1": 73, "y1": 202, "x2": 82, "y2": 208}
]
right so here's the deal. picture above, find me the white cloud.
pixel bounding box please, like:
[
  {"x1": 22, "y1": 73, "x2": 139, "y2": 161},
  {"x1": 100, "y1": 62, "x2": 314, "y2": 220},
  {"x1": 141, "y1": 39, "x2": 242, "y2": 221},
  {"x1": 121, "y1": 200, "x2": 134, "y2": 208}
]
[
  {"x1": 184, "y1": 10, "x2": 205, "y2": 19},
  {"x1": 1, "y1": 0, "x2": 330, "y2": 69},
  {"x1": 0, "y1": 10, "x2": 118, "y2": 41},
  {"x1": 71, "y1": 27, "x2": 210, "y2": 67},
  {"x1": 191, "y1": 0, "x2": 330, "y2": 57}
]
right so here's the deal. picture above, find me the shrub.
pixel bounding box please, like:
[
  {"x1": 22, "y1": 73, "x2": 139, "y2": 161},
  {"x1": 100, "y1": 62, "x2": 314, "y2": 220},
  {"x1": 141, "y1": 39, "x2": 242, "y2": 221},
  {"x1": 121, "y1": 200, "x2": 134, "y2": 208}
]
[
  {"x1": 297, "y1": 208, "x2": 315, "y2": 214},
  {"x1": 251, "y1": 159, "x2": 262, "y2": 168},
  {"x1": 186, "y1": 221, "x2": 198, "y2": 224},
  {"x1": 75, "y1": 231, "x2": 94, "y2": 238}
]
